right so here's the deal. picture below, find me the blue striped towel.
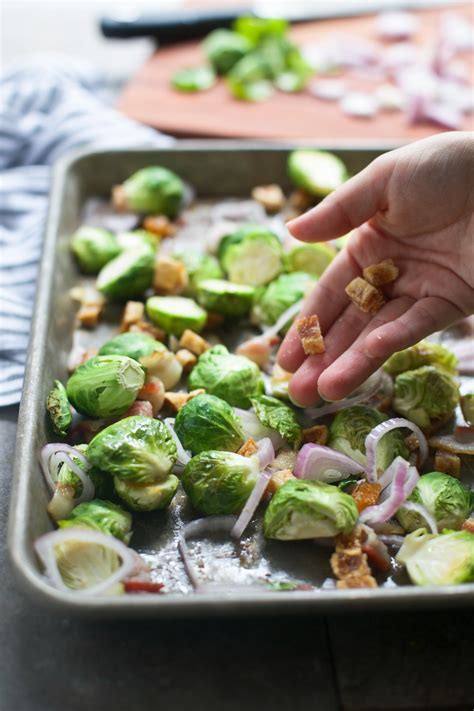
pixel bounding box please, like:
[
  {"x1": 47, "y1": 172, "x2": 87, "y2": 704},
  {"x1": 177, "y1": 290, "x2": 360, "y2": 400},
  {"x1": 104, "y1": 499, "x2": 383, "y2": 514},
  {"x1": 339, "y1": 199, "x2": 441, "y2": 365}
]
[{"x1": 0, "y1": 56, "x2": 172, "y2": 406}]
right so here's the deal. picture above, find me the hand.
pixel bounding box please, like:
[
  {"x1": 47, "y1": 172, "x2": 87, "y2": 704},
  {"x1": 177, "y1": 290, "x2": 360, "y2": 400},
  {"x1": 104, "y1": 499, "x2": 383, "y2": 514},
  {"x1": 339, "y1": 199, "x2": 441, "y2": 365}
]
[{"x1": 278, "y1": 132, "x2": 474, "y2": 407}]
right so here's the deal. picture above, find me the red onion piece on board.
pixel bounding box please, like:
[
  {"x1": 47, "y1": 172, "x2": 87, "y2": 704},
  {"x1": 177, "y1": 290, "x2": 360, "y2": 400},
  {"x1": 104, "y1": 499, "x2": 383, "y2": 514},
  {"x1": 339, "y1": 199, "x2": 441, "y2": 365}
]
[
  {"x1": 340, "y1": 92, "x2": 377, "y2": 118},
  {"x1": 34, "y1": 527, "x2": 136, "y2": 595},
  {"x1": 376, "y1": 11, "x2": 419, "y2": 41},
  {"x1": 310, "y1": 80, "x2": 346, "y2": 101},
  {"x1": 231, "y1": 468, "x2": 273, "y2": 539},
  {"x1": 364, "y1": 417, "x2": 428, "y2": 483},
  {"x1": 400, "y1": 502, "x2": 438, "y2": 534},
  {"x1": 360, "y1": 458, "x2": 416, "y2": 526},
  {"x1": 294, "y1": 444, "x2": 364, "y2": 483}
]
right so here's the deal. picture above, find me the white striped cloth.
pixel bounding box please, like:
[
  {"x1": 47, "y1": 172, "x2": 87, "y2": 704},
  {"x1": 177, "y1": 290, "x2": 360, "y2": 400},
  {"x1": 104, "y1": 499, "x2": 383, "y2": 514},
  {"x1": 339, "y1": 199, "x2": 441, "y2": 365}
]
[{"x1": 0, "y1": 56, "x2": 172, "y2": 406}]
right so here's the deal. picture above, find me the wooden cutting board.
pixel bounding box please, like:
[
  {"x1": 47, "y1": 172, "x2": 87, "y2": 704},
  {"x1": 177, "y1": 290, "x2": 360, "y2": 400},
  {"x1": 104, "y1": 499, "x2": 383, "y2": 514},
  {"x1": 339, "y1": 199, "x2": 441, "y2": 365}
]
[{"x1": 118, "y1": 4, "x2": 474, "y2": 140}]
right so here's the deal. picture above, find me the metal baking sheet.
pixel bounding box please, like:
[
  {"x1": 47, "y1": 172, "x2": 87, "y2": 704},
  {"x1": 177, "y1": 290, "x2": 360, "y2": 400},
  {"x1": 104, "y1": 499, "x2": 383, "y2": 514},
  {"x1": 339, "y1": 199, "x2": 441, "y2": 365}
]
[{"x1": 8, "y1": 142, "x2": 474, "y2": 617}]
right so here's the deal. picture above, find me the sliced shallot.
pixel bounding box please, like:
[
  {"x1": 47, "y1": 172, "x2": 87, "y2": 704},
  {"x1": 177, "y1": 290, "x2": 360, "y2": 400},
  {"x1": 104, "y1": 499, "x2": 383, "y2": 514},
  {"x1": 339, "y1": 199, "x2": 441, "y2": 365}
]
[
  {"x1": 40, "y1": 443, "x2": 94, "y2": 503},
  {"x1": 34, "y1": 527, "x2": 136, "y2": 596},
  {"x1": 256, "y1": 437, "x2": 275, "y2": 469},
  {"x1": 164, "y1": 417, "x2": 191, "y2": 471},
  {"x1": 360, "y1": 458, "x2": 417, "y2": 526},
  {"x1": 305, "y1": 371, "x2": 382, "y2": 420},
  {"x1": 364, "y1": 417, "x2": 427, "y2": 483},
  {"x1": 294, "y1": 443, "x2": 364, "y2": 483},
  {"x1": 259, "y1": 299, "x2": 304, "y2": 341},
  {"x1": 231, "y1": 468, "x2": 273, "y2": 539}
]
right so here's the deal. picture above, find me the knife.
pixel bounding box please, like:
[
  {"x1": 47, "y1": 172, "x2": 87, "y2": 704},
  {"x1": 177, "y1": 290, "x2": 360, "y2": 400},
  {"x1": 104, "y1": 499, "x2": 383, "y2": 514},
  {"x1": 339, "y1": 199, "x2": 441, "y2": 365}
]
[{"x1": 100, "y1": 1, "x2": 462, "y2": 43}]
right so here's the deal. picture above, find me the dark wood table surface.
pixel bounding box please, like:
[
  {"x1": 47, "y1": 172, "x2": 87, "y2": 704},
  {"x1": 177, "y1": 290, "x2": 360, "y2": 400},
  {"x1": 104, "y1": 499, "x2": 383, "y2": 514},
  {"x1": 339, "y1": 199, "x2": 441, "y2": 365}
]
[{"x1": 1, "y1": 406, "x2": 473, "y2": 711}]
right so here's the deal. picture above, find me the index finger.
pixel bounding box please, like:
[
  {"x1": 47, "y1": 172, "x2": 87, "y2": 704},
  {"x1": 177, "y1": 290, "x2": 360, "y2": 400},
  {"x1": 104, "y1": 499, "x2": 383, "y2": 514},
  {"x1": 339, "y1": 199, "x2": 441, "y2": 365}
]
[{"x1": 277, "y1": 248, "x2": 361, "y2": 373}]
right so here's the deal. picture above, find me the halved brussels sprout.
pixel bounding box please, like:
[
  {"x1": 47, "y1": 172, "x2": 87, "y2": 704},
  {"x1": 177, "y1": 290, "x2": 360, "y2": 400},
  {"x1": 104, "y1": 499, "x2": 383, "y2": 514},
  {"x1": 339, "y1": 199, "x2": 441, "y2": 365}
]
[
  {"x1": 392, "y1": 366, "x2": 459, "y2": 431},
  {"x1": 54, "y1": 535, "x2": 123, "y2": 593},
  {"x1": 182, "y1": 450, "x2": 260, "y2": 514},
  {"x1": 250, "y1": 394, "x2": 302, "y2": 449},
  {"x1": 172, "y1": 66, "x2": 216, "y2": 92},
  {"x1": 87, "y1": 416, "x2": 177, "y2": 485},
  {"x1": 218, "y1": 224, "x2": 283, "y2": 286},
  {"x1": 66, "y1": 355, "x2": 145, "y2": 418},
  {"x1": 287, "y1": 150, "x2": 348, "y2": 197},
  {"x1": 71, "y1": 226, "x2": 120, "y2": 274},
  {"x1": 46, "y1": 380, "x2": 72, "y2": 437},
  {"x1": 114, "y1": 475, "x2": 179, "y2": 512},
  {"x1": 284, "y1": 242, "x2": 336, "y2": 277},
  {"x1": 396, "y1": 528, "x2": 474, "y2": 586},
  {"x1": 113, "y1": 166, "x2": 185, "y2": 218},
  {"x1": 116, "y1": 229, "x2": 157, "y2": 254},
  {"x1": 328, "y1": 405, "x2": 408, "y2": 471},
  {"x1": 396, "y1": 472, "x2": 472, "y2": 532},
  {"x1": 384, "y1": 341, "x2": 458, "y2": 376},
  {"x1": 251, "y1": 272, "x2": 315, "y2": 329},
  {"x1": 175, "y1": 393, "x2": 244, "y2": 455},
  {"x1": 188, "y1": 344, "x2": 264, "y2": 408},
  {"x1": 146, "y1": 296, "x2": 207, "y2": 336},
  {"x1": 172, "y1": 249, "x2": 224, "y2": 295},
  {"x1": 197, "y1": 279, "x2": 255, "y2": 318},
  {"x1": 263, "y1": 479, "x2": 358, "y2": 540},
  {"x1": 203, "y1": 28, "x2": 252, "y2": 74},
  {"x1": 58, "y1": 499, "x2": 132, "y2": 542},
  {"x1": 96, "y1": 247, "x2": 154, "y2": 300},
  {"x1": 98, "y1": 332, "x2": 166, "y2": 363},
  {"x1": 227, "y1": 53, "x2": 275, "y2": 102}
]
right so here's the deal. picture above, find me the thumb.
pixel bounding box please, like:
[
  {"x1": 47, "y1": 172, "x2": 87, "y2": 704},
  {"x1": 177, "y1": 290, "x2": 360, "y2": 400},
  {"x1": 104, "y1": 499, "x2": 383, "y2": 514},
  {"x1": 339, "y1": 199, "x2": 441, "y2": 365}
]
[{"x1": 286, "y1": 153, "x2": 392, "y2": 243}]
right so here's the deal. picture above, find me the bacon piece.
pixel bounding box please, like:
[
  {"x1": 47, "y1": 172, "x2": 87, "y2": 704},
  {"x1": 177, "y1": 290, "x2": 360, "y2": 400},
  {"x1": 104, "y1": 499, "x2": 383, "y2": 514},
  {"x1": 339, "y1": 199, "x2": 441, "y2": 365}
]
[
  {"x1": 153, "y1": 257, "x2": 189, "y2": 295},
  {"x1": 251, "y1": 184, "x2": 285, "y2": 214},
  {"x1": 143, "y1": 214, "x2": 177, "y2": 238},
  {"x1": 121, "y1": 400, "x2": 153, "y2": 419},
  {"x1": 265, "y1": 469, "x2": 295, "y2": 496},
  {"x1": 330, "y1": 525, "x2": 379, "y2": 588},
  {"x1": 345, "y1": 277, "x2": 385, "y2": 314},
  {"x1": 179, "y1": 329, "x2": 210, "y2": 356},
  {"x1": 204, "y1": 311, "x2": 225, "y2": 330},
  {"x1": 120, "y1": 301, "x2": 145, "y2": 332},
  {"x1": 124, "y1": 580, "x2": 165, "y2": 594},
  {"x1": 351, "y1": 481, "x2": 381, "y2": 512},
  {"x1": 175, "y1": 348, "x2": 197, "y2": 371},
  {"x1": 138, "y1": 376, "x2": 165, "y2": 416},
  {"x1": 164, "y1": 389, "x2": 205, "y2": 413},
  {"x1": 434, "y1": 450, "x2": 461, "y2": 478},
  {"x1": 302, "y1": 424, "x2": 328, "y2": 446},
  {"x1": 236, "y1": 335, "x2": 279, "y2": 369},
  {"x1": 461, "y1": 518, "x2": 474, "y2": 533},
  {"x1": 296, "y1": 315, "x2": 325, "y2": 355},
  {"x1": 363, "y1": 258, "x2": 399, "y2": 287},
  {"x1": 70, "y1": 286, "x2": 105, "y2": 329},
  {"x1": 238, "y1": 438, "x2": 258, "y2": 457}
]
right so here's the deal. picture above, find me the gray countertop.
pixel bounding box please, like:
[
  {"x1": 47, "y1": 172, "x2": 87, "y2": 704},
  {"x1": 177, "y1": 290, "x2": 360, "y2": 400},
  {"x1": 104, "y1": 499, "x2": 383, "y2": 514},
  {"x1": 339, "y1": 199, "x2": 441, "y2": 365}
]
[{"x1": 1, "y1": 406, "x2": 473, "y2": 711}]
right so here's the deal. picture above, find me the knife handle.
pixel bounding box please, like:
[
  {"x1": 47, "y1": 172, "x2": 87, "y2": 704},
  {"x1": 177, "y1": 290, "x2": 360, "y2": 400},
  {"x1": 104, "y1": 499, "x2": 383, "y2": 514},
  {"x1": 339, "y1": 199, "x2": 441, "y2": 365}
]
[{"x1": 100, "y1": 8, "x2": 248, "y2": 44}]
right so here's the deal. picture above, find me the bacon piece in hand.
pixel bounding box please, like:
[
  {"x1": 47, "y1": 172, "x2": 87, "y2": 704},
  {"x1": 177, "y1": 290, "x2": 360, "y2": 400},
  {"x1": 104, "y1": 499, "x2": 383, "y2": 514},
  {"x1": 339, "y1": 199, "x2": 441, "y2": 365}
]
[{"x1": 296, "y1": 315, "x2": 325, "y2": 355}]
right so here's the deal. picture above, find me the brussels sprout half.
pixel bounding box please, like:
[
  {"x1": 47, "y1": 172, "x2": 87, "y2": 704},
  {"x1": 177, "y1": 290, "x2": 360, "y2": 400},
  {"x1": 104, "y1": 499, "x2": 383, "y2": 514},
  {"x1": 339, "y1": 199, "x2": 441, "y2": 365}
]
[
  {"x1": 53, "y1": 536, "x2": 124, "y2": 593},
  {"x1": 114, "y1": 166, "x2": 185, "y2": 218},
  {"x1": 71, "y1": 226, "x2": 120, "y2": 274},
  {"x1": 197, "y1": 279, "x2": 255, "y2": 318},
  {"x1": 396, "y1": 472, "x2": 472, "y2": 532},
  {"x1": 251, "y1": 272, "x2": 316, "y2": 330},
  {"x1": 114, "y1": 475, "x2": 179, "y2": 512},
  {"x1": 396, "y1": 529, "x2": 474, "y2": 586},
  {"x1": 287, "y1": 150, "x2": 348, "y2": 197},
  {"x1": 98, "y1": 332, "x2": 166, "y2": 362},
  {"x1": 172, "y1": 66, "x2": 216, "y2": 92},
  {"x1": 392, "y1": 366, "x2": 459, "y2": 431},
  {"x1": 384, "y1": 341, "x2": 458, "y2": 375},
  {"x1": 218, "y1": 224, "x2": 283, "y2": 286},
  {"x1": 116, "y1": 229, "x2": 158, "y2": 254},
  {"x1": 250, "y1": 394, "x2": 302, "y2": 449},
  {"x1": 58, "y1": 499, "x2": 133, "y2": 542},
  {"x1": 87, "y1": 416, "x2": 177, "y2": 485},
  {"x1": 182, "y1": 450, "x2": 260, "y2": 515},
  {"x1": 203, "y1": 28, "x2": 252, "y2": 74},
  {"x1": 263, "y1": 479, "x2": 358, "y2": 540},
  {"x1": 284, "y1": 242, "x2": 336, "y2": 277},
  {"x1": 172, "y1": 250, "x2": 224, "y2": 296},
  {"x1": 96, "y1": 247, "x2": 155, "y2": 300},
  {"x1": 328, "y1": 405, "x2": 408, "y2": 471},
  {"x1": 175, "y1": 393, "x2": 244, "y2": 455},
  {"x1": 188, "y1": 344, "x2": 264, "y2": 408},
  {"x1": 146, "y1": 296, "x2": 207, "y2": 336},
  {"x1": 46, "y1": 380, "x2": 72, "y2": 437},
  {"x1": 66, "y1": 355, "x2": 145, "y2": 418}
]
